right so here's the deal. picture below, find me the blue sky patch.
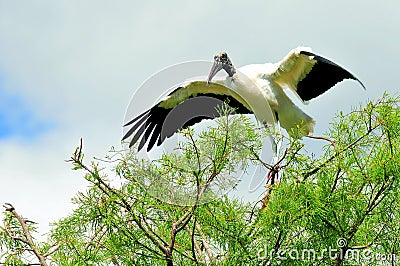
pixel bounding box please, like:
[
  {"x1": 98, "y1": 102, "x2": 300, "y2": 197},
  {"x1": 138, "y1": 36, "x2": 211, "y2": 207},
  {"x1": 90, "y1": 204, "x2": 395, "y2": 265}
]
[{"x1": 0, "y1": 74, "x2": 55, "y2": 141}]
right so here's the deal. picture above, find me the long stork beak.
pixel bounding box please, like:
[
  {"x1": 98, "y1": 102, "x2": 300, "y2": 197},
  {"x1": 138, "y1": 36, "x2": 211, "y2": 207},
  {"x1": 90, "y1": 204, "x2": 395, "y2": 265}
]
[{"x1": 207, "y1": 61, "x2": 223, "y2": 87}]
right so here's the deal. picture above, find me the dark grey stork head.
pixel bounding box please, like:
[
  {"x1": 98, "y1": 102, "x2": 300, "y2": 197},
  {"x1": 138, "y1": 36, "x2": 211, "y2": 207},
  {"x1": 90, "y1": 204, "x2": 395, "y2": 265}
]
[{"x1": 207, "y1": 52, "x2": 236, "y2": 86}]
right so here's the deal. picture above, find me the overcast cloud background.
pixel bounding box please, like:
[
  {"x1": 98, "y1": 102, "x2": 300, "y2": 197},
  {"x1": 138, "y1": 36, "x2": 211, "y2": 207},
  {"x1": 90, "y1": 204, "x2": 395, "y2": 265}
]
[{"x1": 0, "y1": 1, "x2": 399, "y2": 235}]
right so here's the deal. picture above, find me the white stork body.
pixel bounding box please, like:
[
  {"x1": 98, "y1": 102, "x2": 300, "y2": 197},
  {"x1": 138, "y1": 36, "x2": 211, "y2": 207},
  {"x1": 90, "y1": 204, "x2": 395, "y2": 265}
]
[
  {"x1": 212, "y1": 70, "x2": 277, "y2": 129},
  {"x1": 123, "y1": 47, "x2": 364, "y2": 151},
  {"x1": 237, "y1": 60, "x2": 317, "y2": 136}
]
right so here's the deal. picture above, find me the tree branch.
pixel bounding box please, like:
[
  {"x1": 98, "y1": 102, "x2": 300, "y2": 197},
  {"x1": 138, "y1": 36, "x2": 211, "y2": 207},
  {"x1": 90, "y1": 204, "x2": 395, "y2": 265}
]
[{"x1": 3, "y1": 203, "x2": 48, "y2": 266}]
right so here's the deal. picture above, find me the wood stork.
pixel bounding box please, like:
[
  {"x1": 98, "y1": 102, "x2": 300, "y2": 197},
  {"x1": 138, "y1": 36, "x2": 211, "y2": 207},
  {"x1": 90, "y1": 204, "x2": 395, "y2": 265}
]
[{"x1": 123, "y1": 47, "x2": 364, "y2": 152}]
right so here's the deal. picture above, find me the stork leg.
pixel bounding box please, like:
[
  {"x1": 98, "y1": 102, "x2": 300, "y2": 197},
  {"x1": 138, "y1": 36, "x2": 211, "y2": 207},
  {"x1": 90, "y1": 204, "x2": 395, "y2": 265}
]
[
  {"x1": 262, "y1": 124, "x2": 283, "y2": 209},
  {"x1": 268, "y1": 122, "x2": 283, "y2": 164}
]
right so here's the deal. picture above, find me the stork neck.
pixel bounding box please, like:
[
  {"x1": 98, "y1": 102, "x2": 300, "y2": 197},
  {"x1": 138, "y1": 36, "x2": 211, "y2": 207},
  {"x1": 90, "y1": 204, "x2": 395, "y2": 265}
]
[{"x1": 224, "y1": 65, "x2": 236, "y2": 77}]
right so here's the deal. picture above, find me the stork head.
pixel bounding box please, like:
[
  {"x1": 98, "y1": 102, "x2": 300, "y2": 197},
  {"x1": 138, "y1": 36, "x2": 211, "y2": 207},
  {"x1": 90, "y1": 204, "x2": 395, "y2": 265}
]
[{"x1": 207, "y1": 52, "x2": 236, "y2": 86}]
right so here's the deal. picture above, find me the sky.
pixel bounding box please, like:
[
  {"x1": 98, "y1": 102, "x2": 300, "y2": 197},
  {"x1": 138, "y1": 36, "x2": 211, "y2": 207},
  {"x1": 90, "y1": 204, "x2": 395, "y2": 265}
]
[{"x1": 0, "y1": 1, "x2": 399, "y2": 236}]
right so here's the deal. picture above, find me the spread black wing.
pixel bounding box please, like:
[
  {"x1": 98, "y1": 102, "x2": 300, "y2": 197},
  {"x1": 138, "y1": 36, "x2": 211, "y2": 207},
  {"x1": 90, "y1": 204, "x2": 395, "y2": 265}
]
[
  {"x1": 122, "y1": 81, "x2": 251, "y2": 151},
  {"x1": 296, "y1": 51, "x2": 365, "y2": 101},
  {"x1": 273, "y1": 48, "x2": 365, "y2": 102}
]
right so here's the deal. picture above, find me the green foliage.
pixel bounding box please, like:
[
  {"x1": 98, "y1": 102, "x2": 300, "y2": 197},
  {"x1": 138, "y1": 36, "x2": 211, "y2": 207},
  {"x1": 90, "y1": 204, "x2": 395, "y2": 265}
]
[{"x1": 1, "y1": 93, "x2": 399, "y2": 265}]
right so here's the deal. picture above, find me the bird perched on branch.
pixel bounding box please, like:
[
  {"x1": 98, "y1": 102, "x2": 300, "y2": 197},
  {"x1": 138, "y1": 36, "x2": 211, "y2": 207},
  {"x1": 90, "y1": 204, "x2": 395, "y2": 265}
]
[{"x1": 123, "y1": 47, "x2": 364, "y2": 152}]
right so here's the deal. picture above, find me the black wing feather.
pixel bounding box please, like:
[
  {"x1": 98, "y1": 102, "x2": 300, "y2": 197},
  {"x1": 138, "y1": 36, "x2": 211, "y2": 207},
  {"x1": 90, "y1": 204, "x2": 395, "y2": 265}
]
[
  {"x1": 123, "y1": 109, "x2": 150, "y2": 127},
  {"x1": 130, "y1": 121, "x2": 149, "y2": 148},
  {"x1": 122, "y1": 112, "x2": 151, "y2": 141},
  {"x1": 297, "y1": 51, "x2": 365, "y2": 101},
  {"x1": 148, "y1": 122, "x2": 163, "y2": 151},
  {"x1": 138, "y1": 121, "x2": 157, "y2": 151},
  {"x1": 123, "y1": 93, "x2": 250, "y2": 151}
]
